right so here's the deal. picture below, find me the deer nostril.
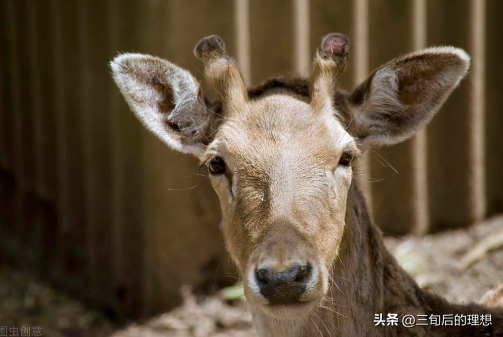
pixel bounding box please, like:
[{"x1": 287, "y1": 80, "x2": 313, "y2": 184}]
[
  {"x1": 256, "y1": 268, "x2": 269, "y2": 285},
  {"x1": 254, "y1": 264, "x2": 312, "y2": 285},
  {"x1": 254, "y1": 264, "x2": 314, "y2": 304},
  {"x1": 294, "y1": 264, "x2": 311, "y2": 282}
]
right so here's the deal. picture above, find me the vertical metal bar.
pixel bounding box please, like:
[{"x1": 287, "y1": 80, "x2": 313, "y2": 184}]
[
  {"x1": 28, "y1": 0, "x2": 43, "y2": 198},
  {"x1": 353, "y1": 0, "x2": 368, "y2": 107},
  {"x1": 411, "y1": 0, "x2": 429, "y2": 235},
  {"x1": 235, "y1": 0, "x2": 251, "y2": 85},
  {"x1": 353, "y1": 0, "x2": 372, "y2": 210},
  {"x1": 468, "y1": 0, "x2": 486, "y2": 223},
  {"x1": 294, "y1": 0, "x2": 310, "y2": 77}
]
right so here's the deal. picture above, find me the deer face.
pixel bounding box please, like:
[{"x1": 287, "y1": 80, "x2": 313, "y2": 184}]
[
  {"x1": 111, "y1": 34, "x2": 469, "y2": 319},
  {"x1": 203, "y1": 92, "x2": 357, "y2": 317}
]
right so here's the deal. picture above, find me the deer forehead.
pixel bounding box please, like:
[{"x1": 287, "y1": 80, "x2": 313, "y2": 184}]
[{"x1": 208, "y1": 94, "x2": 355, "y2": 169}]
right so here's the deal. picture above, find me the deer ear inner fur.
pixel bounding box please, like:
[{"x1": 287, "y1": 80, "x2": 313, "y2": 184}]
[
  {"x1": 110, "y1": 53, "x2": 211, "y2": 157},
  {"x1": 348, "y1": 47, "x2": 470, "y2": 148}
]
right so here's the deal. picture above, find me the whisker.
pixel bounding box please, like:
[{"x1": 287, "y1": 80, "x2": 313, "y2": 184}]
[
  {"x1": 310, "y1": 317, "x2": 324, "y2": 337},
  {"x1": 329, "y1": 276, "x2": 344, "y2": 295},
  {"x1": 371, "y1": 149, "x2": 399, "y2": 174},
  {"x1": 166, "y1": 185, "x2": 198, "y2": 191},
  {"x1": 313, "y1": 311, "x2": 333, "y2": 337}
]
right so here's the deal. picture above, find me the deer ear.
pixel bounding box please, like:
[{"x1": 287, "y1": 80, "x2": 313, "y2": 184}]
[
  {"x1": 348, "y1": 47, "x2": 470, "y2": 148},
  {"x1": 111, "y1": 53, "x2": 211, "y2": 157}
]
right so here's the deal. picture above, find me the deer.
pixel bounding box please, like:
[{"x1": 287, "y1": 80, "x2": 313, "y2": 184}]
[{"x1": 110, "y1": 33, "x2": 503, "y2": 336}]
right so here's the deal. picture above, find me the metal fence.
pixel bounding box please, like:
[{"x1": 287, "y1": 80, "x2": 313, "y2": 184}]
[{"x1": 0, "y1": 0, "x2": 501, "y2": 317}]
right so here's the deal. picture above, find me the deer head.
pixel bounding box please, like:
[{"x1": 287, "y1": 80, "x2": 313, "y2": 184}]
[{"x1": 111, "y1": 33, "x2": 469, "y2": 320}]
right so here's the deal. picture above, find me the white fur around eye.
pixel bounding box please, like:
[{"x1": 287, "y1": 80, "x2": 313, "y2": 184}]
[
  {"x1": 333, "y1": 161, "x2": 353, "y2": 174},
  {"x1": 332, "y1": 165, "x2": 352, "y2": 195}
]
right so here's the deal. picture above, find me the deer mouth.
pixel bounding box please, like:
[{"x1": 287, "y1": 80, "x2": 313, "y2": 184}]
[{"x1": 257, "y1": 298, "x2": 321, "y2": 320}]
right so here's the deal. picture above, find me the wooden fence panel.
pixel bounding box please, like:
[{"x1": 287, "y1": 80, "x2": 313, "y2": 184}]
[
  {"x1": 31, "y1": 0, "x2": 60, "y2": 275},
  {"x1": 53, "y1": 0, "x2": 88, "y2": 289},
  {"x1": 142, "y1": 0, "x2": 236, "y2": 315},
  {"x1": 32, "y1": 0, "x2": 59, "y2": 203},
  {"x1": 486, "y1": 0, "x2": 503, "y2": 218},
  {"x1": 79, "y1": 0, "x2": 115, "y2": 310},
  {"x1": 250, "y1": 0, "x2": 294, "y2": 86},
  {"x1": 27, "y1": 0, "x2": 42, "y2": 199},
  {"x1": 0, "y1": 1, "x2": 7, "y2": 171},
  {"x1": 26, "y1": 0, "x2": 48, "y2": 273},
  {"x1": 367, "y1": 0, "x2": 416, "y2": 235},
  {"x1": 0, "y1": 0, "x2": 16, "y2": 238},
  {"x1": 108, "y1": 0, "x2": 146, "y2": 317},
  {"x1": 427, "y1": 0, "x2": 473, "y2": 231},
  {"x1": 12, "y1": 0, "x2": 35, "y2": 194},
  {"x1": 310, "y1": 0, "x2": 354, "y2": 90}
]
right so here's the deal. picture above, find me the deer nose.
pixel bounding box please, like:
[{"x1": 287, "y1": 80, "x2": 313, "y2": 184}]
[{"x1": 255, "y1": 264, "x2": 312, "y2": 304}]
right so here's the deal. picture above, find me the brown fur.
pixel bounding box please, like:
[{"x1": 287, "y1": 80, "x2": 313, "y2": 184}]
[{"x1": 312, "y1": 182, "x2": 503, "y2": 336}]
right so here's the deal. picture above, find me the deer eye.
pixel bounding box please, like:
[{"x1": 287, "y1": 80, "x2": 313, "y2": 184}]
[
  {"x1": 209, "y1": 157, "x2": 226, "y2": 175},
  {"x1": 339, "y1": 151, "x2": 353, "y2": 166}
]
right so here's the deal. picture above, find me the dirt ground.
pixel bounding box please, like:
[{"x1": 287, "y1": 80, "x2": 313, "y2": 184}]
[
  {"x1": 1, "y1": 215, "x2": 502, "y2": 337},
  {"x1": 385, "y1": 214, "x2": 503, "y2": 305}
]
